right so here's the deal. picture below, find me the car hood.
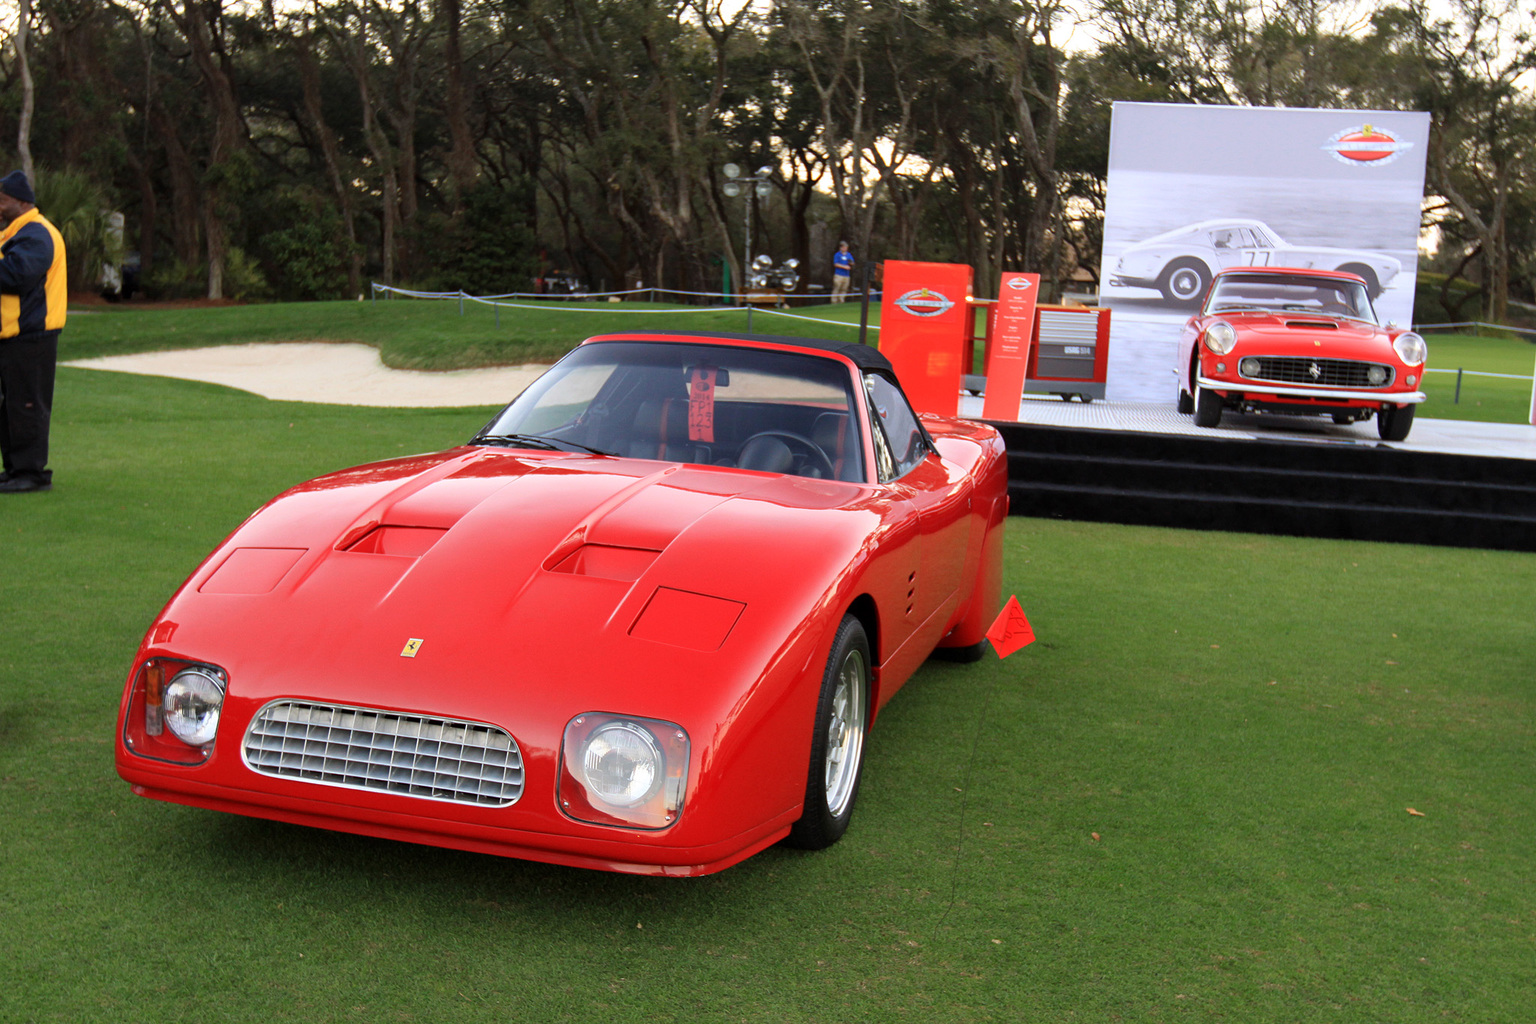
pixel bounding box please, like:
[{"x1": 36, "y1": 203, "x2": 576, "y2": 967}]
[
  {"x1": 150, "y1": 448, "x2": 882, "y2": 717},
  {"x1": 1216, "y1": 311, "x2": 1395, "y2": 356}
]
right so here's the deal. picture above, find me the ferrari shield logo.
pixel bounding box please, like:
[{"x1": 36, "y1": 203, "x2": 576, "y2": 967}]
[
  {"x1": 894, "y1": 288, "x2": 955, "y2": 318},
  {"x1": 401, "y1": 638, "x2": 424, "y2": 658},
  {"x1": 1323, "y1": 124, "x2": 1413, "y2": 166}
]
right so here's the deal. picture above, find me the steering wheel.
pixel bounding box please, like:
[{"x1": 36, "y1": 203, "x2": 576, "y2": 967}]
[{"x1": 737, "y1": 431, "x2": 837, "y2": 479}]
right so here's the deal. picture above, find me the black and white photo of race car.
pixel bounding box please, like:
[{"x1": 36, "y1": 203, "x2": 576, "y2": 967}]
[{"x1": 1109, "y1": 218, "x2": 1402, "y2": 307}]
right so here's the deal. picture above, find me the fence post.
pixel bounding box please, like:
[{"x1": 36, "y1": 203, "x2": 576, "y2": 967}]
[
  {"x1": 1454, "y1": 367, "x2": 1463, "y2": 404},
  {"x1": 458, "y1": 291, "x2": 465, "y2": 316},
  {"x1": 858, "y1": 262, "x2": 872, "y2": 346},
  {"x1": 1529, "y1": 352, "x2": 1536, "y2": 426}
]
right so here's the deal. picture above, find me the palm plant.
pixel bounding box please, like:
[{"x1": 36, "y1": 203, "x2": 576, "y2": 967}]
[{"x1": 31, "y1": 167, "x2": 123, "y2": 293}]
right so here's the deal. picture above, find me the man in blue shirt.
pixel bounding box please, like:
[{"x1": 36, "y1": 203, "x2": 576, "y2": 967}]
[
  {"x1": 831, "y1": 241, "x2": 854, "y2": 303},
  {"x1": 0, "y1": 170, "x2": 68, "y2": 494}
]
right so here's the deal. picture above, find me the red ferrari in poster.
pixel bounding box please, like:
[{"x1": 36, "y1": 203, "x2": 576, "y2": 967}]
[
  {"x1": 116, "y1": 331, "x2": 1010, "y2": 876},
  {"x1": 1176, "y1": 267, "x2": 1428, "y2": 440}
]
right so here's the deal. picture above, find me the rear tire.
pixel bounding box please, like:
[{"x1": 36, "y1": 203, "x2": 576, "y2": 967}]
[
  {"x1": 785, "y1": 616, "x2": 871, "y2": 850},
  {"x1": 1337, "y1": 263, "x2": 1382, "y2": 299},
  {"x1": 931, "y1": 638, "x2": 990, "y2": 664}
]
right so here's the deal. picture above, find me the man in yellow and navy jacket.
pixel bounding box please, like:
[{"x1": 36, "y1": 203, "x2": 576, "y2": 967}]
[{"x1": 0, "y1": 169, "x2": 67, "y2": 494}]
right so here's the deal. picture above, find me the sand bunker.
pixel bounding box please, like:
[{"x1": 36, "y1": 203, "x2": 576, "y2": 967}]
[{"x1": 65, "y1": 342, "x2": 545, "y2": 408}]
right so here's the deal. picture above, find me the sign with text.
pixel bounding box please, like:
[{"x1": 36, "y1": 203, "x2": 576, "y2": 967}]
[{"x1": 982, "y1": 273, "x2": 1041, "y2": 420}]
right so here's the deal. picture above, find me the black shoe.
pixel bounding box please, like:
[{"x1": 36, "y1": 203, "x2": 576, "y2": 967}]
[{"x1": 0, "y1": 475, "x2": 50, "y2": 493}]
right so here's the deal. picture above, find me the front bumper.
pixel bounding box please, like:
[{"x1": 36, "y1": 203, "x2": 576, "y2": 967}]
[{"x1": 1198, "y1": 376, "x2": 1426, "y2": 405}]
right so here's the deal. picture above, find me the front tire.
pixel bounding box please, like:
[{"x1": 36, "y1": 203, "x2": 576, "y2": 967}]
[
  {"x1": 1193, "y1": 381, "x2": 1224, "y2": 427},
  {"x1": 1378, "y1": 403, "x2": 1415, "y2": 441},
  {"x1": 785, "y1": 615, "x2": 871, "y2": 850},
  {"x1": 1159, "y1": 259, "x2": 1211, "y2": 307}
]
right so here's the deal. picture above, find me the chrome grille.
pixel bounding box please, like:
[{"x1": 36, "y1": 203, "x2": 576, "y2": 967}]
[
  {"x1": 1241, "y1": 356, "x2": 1393, "y2": 389},
  {"x1": 243, "y1": 701, "x2": 522, "y2": 806}
]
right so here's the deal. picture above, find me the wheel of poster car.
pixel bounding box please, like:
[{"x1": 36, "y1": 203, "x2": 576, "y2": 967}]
[
  {"x1": 736, "y1": 430, "x2": 836, "y2": 478},
  {"x1": 786, "y1": 615, "x2": 871, "y2": 850},
  {"x1": 1159, "y1": 258, "x2": 1210, "y2": 306},
  {"x1": 1336, "y1": 263, "x2": 1382, "y2": 299},
  {"x1": 1193, "y1": 381, "x2": 1224, "y2": 428},
  {"x1": 1378, "y1": 403, "x2": 1415, "y2": 441}
]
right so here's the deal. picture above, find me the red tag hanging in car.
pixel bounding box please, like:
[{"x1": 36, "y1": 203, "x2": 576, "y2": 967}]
[{"x1": 688, "y1": 367, "x2": 717, "y2": 443}]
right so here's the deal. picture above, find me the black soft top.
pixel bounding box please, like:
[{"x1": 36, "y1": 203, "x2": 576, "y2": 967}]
[{"x1": 586, "y1": 330, "x2": 896, "y2": 378}]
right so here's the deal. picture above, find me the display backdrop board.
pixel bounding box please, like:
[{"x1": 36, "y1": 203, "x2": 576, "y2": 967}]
[{"x1": 1097, "y1": 102, "x2": 1430, "y2": 403}]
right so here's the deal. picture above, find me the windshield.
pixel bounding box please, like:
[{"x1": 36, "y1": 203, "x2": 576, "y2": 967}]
[
  {"x1": 478, "y1": 341, "x2": 866, "y2": 482},
  {"x1": 1204, "y1": 273, "x2": 1377, "y2": 323}
]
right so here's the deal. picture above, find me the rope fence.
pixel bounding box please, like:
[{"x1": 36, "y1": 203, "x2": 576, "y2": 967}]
[
  {"x1": 370, "y1": 281, "x2": 880, "y2": 332},
  {"x1": 1415, "y1": 321, "x2": 1536, "y2": 341}
]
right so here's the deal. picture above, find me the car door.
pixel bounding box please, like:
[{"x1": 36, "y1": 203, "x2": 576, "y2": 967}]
[
  {"x1": 864, "y1": 375, "x2": 971, "y2": 649},
  {"x1": 1206, "y1": 226, "x2": 1247, "y2": 271}
]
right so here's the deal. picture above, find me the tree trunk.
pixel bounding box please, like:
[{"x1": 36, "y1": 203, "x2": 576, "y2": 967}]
[
  {"x1": 292, "y1": 28, "x2": 362, "y2": 295},
  {"x1": 442, "y1": 0, "x2": 478, "y2": 211},
  {"x1": 15, "y1": 0, "x2": 35, "y2": 185},
  {"x1": 162, "y1": 0, "x2": 247, "y2": 299}
]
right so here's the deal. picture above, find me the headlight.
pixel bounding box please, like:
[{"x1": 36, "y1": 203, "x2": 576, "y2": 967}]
[
  {"x1": 163, "y1": 666, "x2": 226, "y2": 747},
  {"x1": 1393, "y1": 332, "x2": 1427, "y2": 366},
  {"x1": 583, "y1": 721, "x2": 662, "y2": 807},
  {"x1": 1204, "y1": 321, "x2": 1238, "y2": 356},
  {"x1": 560, "y1": 713, "x2": 690, "y2": 829}
]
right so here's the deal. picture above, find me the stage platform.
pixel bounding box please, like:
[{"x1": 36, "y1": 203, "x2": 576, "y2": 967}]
[
  {"x1": 959, "y1": 394, "x2": 1536, "y2": 462},
  {"x1": 961, "y1": 396, "x2": 1536, "y2": 552}
]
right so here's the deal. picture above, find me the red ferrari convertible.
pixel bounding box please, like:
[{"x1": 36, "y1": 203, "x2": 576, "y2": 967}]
[
  {"x1": 1176, "y1": 267, "x2": 1428, "y2": 440},
  {"x1": 116, "y1": 331, "x2": 1009, "y2": 876}
]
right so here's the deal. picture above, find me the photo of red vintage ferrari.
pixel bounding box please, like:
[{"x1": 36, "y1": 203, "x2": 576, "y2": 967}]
[
  {"x1": 1175, "y1": 267, "x2": 1428, "y2": 440},
  {"x1": 115, "y1": 330, "x2": 1009, "y2": 876}
]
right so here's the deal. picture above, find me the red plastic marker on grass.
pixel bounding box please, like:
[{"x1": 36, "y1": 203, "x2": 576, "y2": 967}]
[{"x1": 986, "y1": 595, "x2": 1035, "y2": 658}]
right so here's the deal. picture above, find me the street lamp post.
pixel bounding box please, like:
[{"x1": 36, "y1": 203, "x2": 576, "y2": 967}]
[{"x1": 721, "y1": 163, "x2": 773, "y2": 308}]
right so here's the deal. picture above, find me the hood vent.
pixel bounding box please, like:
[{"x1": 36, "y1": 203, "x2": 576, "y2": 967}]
[
  {"x1": 345, "y1": 525, "x2": 446, "y2": 557},
  {"x1": 1284, "y1": 319, "x2": 1339, "y2": 330},
  {"x1": 546, "y1": 543, "x2": 659, "y2": 582}
]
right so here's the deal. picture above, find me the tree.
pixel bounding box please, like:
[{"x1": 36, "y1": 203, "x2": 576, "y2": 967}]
[{"x1": 1369, "y1": 0, "x2": 1536, "y2": 321}]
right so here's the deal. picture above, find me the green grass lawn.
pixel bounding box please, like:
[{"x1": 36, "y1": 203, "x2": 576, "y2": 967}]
[
  {"x1": 2, "y1": 368, "x2": 1533, "y2": 1022},
  {"x1": 1418, "y1": 330, "x2": 1536, "y2": 423}
]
